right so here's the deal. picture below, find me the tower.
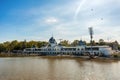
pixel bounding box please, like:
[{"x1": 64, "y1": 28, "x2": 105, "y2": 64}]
[
  {"x1": 89, "y1": 27, "x2": 94, "y2": 58},
  {"x1": 49, "y1": 36, "x2": 57, "y2": 47}
]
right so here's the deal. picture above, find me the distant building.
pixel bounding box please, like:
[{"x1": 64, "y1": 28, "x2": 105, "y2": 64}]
[{"x1": 23, "y1": 36, "x2": 113, "y2": 56}]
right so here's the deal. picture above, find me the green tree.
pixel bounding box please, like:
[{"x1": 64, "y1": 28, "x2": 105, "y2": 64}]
[
  {"x1": 9, "y1": 40, "x2": 18, "y2": 51},
  {"x1": 71, "y1": 40, "x2": 79, "y2": 46},
  {"x1": 0, "y1": 44, "x2": 5, "y2": 52},
  {"x1": 60, "y1": 40, "x2": 70, "y2": 46},
  {"x1": 37, "y1": 41, "x2": 48, "y2": 48},
  {"x1": 112, "y1": 40, "x2": 119, "y2": 50},
  {"x1": 99, "y1": 39, "x2": 105, "y2": 45},
  {"x1": 3, "y1": 41, "x2": 11, "y2": 52}
]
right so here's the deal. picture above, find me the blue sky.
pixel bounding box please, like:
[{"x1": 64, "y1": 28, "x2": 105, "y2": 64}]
[{"x1": 0, "y1": 0, "x2": 120, "y2": 43}]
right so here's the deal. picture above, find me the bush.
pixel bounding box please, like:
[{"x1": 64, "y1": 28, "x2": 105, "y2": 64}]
[{"x1": 113, "y1": 54, "x2": 118, "y2": 58}]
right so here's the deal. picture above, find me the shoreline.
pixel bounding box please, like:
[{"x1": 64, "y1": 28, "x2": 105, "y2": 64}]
[
  {"x1": 0, "y1": 53, "x2": 120, "y2": 61},
  {"x1": 40, "y1": 55, "x2": 120, "y2": 61},
  {"x1": 0, "y1": 53, "x2": 39, "y2": 57}
]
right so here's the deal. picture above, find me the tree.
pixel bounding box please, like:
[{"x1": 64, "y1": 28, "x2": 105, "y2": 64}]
[
  {"x1": 9, "y1": 40, "x2": 18, "y2": 51},
  {"x1": 3, "y1": 41, "x2": 11, "y2": 52},
  {"x1": 99, "y1": 39, "x2": 105, "y2": 45},
  {"x1": 71, "y1": 40, "x2": 79, "y2": 46},
  {"x1": 0, "y1": 44, "x2": 5, "y2": 52},
  {"x1": 112, "y1": 40, "x2": 119, "y2": 50},
  {"x1": 60, "y1": 40, "x2": 70, "y2": 46},
  {"x1": 92, "y1": 40, "x2": 96, "y2": 46},
  {"x1": 37, "y1": 41, "x2": 48, "y2": 48}
]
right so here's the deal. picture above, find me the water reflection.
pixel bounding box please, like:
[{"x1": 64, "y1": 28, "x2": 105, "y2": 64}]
[{"x1": 0, "y1": 57, "x2": 120, "y2": 80}]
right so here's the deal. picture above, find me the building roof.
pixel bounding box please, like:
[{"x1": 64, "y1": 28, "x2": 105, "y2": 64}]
[
  {"x1": 49, "y1": 37, "x2": 57, "y2": 44},
  {"x1": 79, "y1": 40, "x2": 86, "y2": 46}
]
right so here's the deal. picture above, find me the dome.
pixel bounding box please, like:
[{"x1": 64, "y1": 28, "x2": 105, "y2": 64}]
[
  {"x1": 79, "y1": 40, "x2": 85, "y2": 46},
  {"x1": 49, "y1": 37, "x2": 57, "y2": 44}
]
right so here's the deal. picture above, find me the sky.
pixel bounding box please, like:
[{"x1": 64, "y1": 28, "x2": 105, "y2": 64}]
[{"x1": 0, "y1": 0, "x2": 120, "y2": 43}]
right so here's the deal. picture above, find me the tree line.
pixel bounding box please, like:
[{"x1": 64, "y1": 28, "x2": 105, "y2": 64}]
[
  {"x1": 0, "y1": 40, "x2": 48, "y2": 53},
  {"x1": 0, "y1": 39, "x2": 120, "y2": 53}
]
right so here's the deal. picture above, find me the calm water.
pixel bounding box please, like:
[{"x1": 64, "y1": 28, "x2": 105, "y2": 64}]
[{"x1": 0, "y1": 57, "x2": 120, "y2": 80}]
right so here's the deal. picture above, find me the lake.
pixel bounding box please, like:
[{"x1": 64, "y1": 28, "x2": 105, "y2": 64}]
[{"x1": 0, "y1": 57, "x2": 120, "y2": 80}]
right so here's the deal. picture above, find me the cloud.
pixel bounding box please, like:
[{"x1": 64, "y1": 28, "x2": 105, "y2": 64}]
[
  {"x1": 45, "y1": 17, "x2": 59, "y2": 24},
  {"x1": 1, "y1": 0, "x2": 120, "y2": 43}
]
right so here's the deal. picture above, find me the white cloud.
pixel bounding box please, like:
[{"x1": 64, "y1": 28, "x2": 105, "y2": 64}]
[
  {"x1": 2, "y1": 0, "x2": 120, "y2": 43},
  {"x1": 45, "y1": 17, "x2": 59, "y2": 24}
]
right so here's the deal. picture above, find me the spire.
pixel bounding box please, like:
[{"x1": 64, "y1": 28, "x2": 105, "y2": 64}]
[
  {"x1": 52, "y1": 33, "x2": 53, "y2": 37},
  {"x1": 49, "y1": 36, "x2": 57, "y2": 44}
]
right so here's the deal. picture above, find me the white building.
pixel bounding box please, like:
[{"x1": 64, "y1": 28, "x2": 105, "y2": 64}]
[{"x1": 23, "y1": 37, "x2": 113, "y2": 56}]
